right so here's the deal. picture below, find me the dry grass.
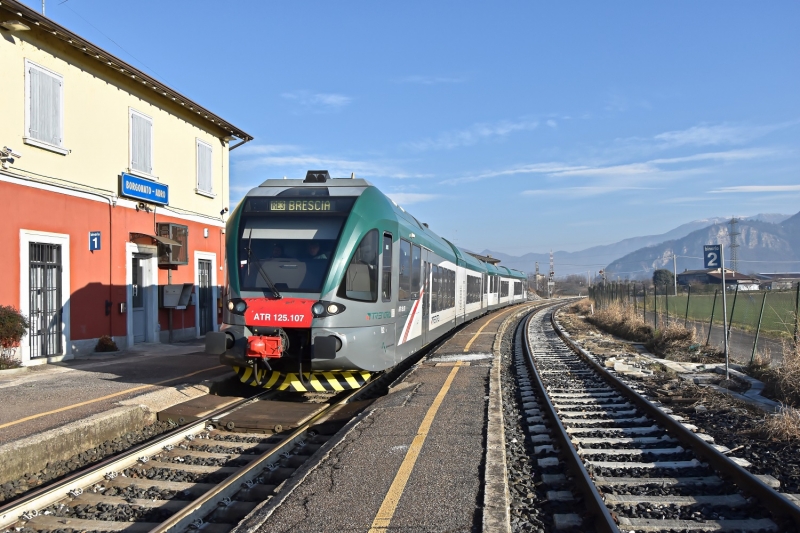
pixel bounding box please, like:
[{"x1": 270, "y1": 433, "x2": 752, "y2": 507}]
[
  {"x1": 763, "y1": 406, "x2": 800, "y2": 441},
  {"x1": 570, "y1": 298, "x2": 593, "y2": 315},
  {"x1": 586, "y1": 301, "x2": 653, "y2": 343}
]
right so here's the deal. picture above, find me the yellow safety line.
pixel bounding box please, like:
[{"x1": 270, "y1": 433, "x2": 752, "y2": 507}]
[
  {"x1": 463, "y1": 306, "x2": 518, "y2": 352},
  {"x1": 0, "y1": 365, "x2": 226, "y2": 430},
  {"x1": 368, "y1": 362, "x2": 462, "y2": 532}
]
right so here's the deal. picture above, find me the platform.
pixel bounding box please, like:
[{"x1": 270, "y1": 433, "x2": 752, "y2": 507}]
[
  {"x1": 0, "y1": 341, "x2": 233, "y2": 484},
  {"x1": 237, "y1": 303, "x2": 537, "y2": 533}
]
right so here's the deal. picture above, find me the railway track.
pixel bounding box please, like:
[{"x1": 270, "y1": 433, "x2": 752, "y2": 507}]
[
  {"x1": 0, "y1": 378, "x2": 379, "y2": 533},
  {"x1": 514, "y1": 305, "x2": 800, "y2": 533},
  {"x1": 1, "y1": 299, "x2": 521, "y2": 533}
]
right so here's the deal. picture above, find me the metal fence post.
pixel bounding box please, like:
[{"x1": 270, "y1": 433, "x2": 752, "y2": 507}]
[
  {"x1": 751, "y1": 291, "x2": 767, "y2": 364},
  {"x1": 727, "y1": 284, "x2": 739, "y2": 340},
  {"x1": 684, "y1": 285, "x2": 691, "y2": 329},
  {"x1": 706, "y1": 289, "x2": 718, "y2": 346},
  {"x1": 665, "y1": 284, "x2": 670, "y2": 325},
  {"x1": 654, "y1": 283, "x2": 659, "y2": 331},
  {"x1": 794, "y1": 281, "x2": 800, "y2": 344},
  {"x1": 643, "y1": 285, "x2": 647, "y2": 323}
]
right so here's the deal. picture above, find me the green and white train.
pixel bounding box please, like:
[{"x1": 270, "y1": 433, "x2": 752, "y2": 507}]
[{"x1": 206, "y1": 171, "x2": 527, "y2": 391}]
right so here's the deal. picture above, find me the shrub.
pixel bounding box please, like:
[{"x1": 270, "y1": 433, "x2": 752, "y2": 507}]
[
  {"x1": 0, "y1": 305, "x2": 29, "y2": 349},
  {"x1": 0, "y1": 306, "x2": 28, "y2": 369},
  {"x1": 95, "y1": 335, "x2": 119, "y2": 352},
  {"x1": 586, "y1": 301, "x2": 653, "y2": 343}
]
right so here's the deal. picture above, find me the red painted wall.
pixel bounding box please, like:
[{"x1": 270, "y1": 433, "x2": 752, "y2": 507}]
[{"x1": 2, "y1": 180, "x2": 225, "y2": 342}]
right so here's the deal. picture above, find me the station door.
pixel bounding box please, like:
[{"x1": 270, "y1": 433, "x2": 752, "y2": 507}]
[
  {"x1": 198, "y1": 259, "x2": 213, "y2": 335},
  {"x1": 29, "y1": 243, "x2": 63, "y2": 358}
]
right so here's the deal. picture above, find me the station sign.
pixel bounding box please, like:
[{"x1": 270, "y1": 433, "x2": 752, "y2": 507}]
[{"x1": 120, "y1": 172, "x2": 169, "y2": 205}]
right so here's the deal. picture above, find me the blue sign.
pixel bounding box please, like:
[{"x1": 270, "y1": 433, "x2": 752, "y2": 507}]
[
  {"x1": 703, "y1": 245, "x2": 721, "y2": 269},
  {"x1": 120, "y1": 173, "x2": 169, "y2": 205},
  {"x1": 89, "y1": 231, "x2": 101, "y2": 251}
]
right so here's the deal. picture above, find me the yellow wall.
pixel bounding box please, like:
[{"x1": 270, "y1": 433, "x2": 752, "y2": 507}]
[{"x1": 0, "y1": 28, "x2": 231, "y2": 219}]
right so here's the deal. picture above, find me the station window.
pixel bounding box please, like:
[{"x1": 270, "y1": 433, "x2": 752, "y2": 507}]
[
  {"x1": 130, "y1": 108, "x2": 154, "y2": 176},
  {"x1": 339, "y1": 229, "x2": 378, "y2": 302},
  {"x1": 25, "y1": 60, "x2": 64, "y2": 152},
  {"x1": 399, "y1": 239, "x2": 411, "y2": 301},
  {"x1": 196, "y1": 139, "x2": 214, "y2": 196},
  {"x1": 382, "y1": 233, "x2": 393, "y2": 302}
]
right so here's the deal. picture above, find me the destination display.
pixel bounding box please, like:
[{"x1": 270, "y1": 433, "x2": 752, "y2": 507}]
[{"x1": 245, "y1": 197, "x2": 356, "y2": 214}]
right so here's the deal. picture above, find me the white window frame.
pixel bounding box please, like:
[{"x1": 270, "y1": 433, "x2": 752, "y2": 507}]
[
  {"x1": 195, "y1": 138, "x2": 215, "y2": 198},
  {"x1": 19, "y1": 229, "x2": 71, "y2": 366},
  {"x1": 23, "y1": 59, "x2": 68, "y2": 156},
  {"x1": 128, "y1": 107, "x2": 156, "y2": 179}
]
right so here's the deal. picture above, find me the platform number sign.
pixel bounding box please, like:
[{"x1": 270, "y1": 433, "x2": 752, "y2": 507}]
[
  {"x1": 703, "y1": 244, "x2": 721, "y2": 269},
  {"x1": 89, "y1": 231, "x2": 101, "y2": 251}
]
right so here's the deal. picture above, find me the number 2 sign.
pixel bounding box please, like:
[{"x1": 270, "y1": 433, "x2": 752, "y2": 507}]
[{"x1": 703, "y1": 244, "x2": 721, "y2": 269}]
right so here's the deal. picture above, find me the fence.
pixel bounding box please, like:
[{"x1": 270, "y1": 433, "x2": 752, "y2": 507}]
[{"x1": 589, "y1": 282, "x2": 800, "y2": 360}]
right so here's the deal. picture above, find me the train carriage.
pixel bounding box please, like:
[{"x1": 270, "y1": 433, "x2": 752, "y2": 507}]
[{"x1": 206, "y1": 171, "x2": 527, "y2": 390}]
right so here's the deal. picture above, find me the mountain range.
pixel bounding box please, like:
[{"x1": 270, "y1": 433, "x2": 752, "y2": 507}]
[
  {"x1": 604, "y1": 211, "x2": 800, "y2": 279},
  {"x1": 480, "y1": 213, "x2": 794, "y2": 279}
]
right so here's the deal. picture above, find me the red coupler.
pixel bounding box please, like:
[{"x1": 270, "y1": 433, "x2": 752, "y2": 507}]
[{"x1": 246, "y1": 336, "x2": 283, "y2": 358}]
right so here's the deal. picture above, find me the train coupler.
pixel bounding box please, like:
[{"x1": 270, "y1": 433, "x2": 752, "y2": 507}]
[{"x1": 246, "y1": 336, "x2": 283, "y2": 359}]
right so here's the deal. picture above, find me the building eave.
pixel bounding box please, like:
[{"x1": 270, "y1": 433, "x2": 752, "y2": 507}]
[{"x1": 0, "y1": 0, "x2": 252, "y2": 145}]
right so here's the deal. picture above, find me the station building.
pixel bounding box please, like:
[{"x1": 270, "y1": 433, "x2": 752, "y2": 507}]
[{"x1": 0, "y1": 1, "x2": 252, "y2": 365}]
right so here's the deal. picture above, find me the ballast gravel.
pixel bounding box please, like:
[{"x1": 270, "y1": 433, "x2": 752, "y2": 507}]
[{"x1": 0, "y1": 421, "x2": 173, "y2": 504}]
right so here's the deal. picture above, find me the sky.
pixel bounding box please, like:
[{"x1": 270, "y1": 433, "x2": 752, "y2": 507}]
[{"x1": 23, "y1": 0, "x2": 800, "y2": 255}]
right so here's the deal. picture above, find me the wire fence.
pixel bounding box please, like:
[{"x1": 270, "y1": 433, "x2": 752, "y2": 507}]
[{"x1": 589, "y1": 282, "x2": 800, "y2": 340}]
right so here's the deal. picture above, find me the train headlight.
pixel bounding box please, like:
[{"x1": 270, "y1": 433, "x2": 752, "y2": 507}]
[
  {"x1": 327, "y1": 304, "x2": 340, "y2": 314},
  {"x1": 227, "y1": 301, "x2": 234, "y2": 311},
  {"x1": 234, "y1": 301, "x2": 247, "y2": 313},
  {"x1": 311, "y1": 303, "x2": 326, "y2": 316},
  {"x1": 311, "y1": 301, "x2": 346, "y2": 317}
]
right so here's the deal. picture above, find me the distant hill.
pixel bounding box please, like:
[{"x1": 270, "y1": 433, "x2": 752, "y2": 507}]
[
  {"x1": 604, "y1": 210, "x2": 800, "y2": 279},
  {"x1": 480, "y1": 213, "x2": 791, "y2": 277}
]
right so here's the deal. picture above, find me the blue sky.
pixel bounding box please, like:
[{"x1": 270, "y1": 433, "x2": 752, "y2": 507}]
[{"x1": 25, "y1": 0, "x2": 800, "y2": 255}]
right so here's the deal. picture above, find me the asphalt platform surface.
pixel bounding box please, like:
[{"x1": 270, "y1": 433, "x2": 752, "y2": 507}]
[
  {"x1": 243, "y1": 306, "x2": 523, "y2": 533},
  {"x1": 0, "y1": 341, "x2": 231, "y2": 444}
]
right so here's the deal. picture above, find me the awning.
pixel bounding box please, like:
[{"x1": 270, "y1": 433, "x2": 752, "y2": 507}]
[{"x1": 129, "y1": 232, "x2": 181, "y2": 246}]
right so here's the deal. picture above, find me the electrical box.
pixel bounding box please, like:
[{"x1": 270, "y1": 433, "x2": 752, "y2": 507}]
[
  {"x1": 161, "y1": 283, "x2": 194, "y2": 309},
  {"x1": 157, "y1": 223, "x2": 189, "y2": 265}
]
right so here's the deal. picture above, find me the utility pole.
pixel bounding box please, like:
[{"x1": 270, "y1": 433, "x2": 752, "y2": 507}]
[
  {"x1": 673, "y1": 253, "x2": 678, "y2": 296},
  {"x1": 42, "y1": 0, "x2": 45, "y2": 15},
  {"x1": 547, "y1": 250, "x2": 555, "y2": 299},
  {"x1": 535, "y1": 262, "x2": 540, "y2": 293},
  {"x1": 729, "y1": 217, "x2": 740, "y2": 273}
]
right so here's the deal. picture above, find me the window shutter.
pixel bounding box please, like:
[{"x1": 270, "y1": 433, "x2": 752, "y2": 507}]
[
  {"x1": 29, "y1": 67, "x2": 62, "y2": 146},
  {"x1": 131, "y1": 113, "x2": 153, "y2": 174},
  {"x1": 197, "y1": 141, "x2": 213, "y2": 193}
]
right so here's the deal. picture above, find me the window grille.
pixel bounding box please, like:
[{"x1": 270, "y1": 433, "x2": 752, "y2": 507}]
[{"x1": 29, "y1": 243, "x2": 62, "y2": 358}]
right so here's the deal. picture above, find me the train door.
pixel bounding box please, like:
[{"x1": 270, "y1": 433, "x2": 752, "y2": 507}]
[{"x1": 421, "y1": 260, "x2": 431, "y2": 345}]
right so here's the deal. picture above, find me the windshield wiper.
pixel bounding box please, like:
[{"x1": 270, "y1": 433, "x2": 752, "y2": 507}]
[{"x1": 246, "y1": 232, "x2": 283, "y2": 299}]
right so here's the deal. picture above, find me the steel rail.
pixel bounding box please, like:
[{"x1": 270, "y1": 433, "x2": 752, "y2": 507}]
[
  {"x1": 519, "y1": 307, "x2": 621, "y2": 533},
  {"x1": 0, "y1": 390, "x2": 275, "y2": 530},
  {"x1": 549, "y1": 308, "x2": 800, "y2": 529}
]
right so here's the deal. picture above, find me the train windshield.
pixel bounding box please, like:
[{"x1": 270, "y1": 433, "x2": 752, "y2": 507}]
[{"x1": 239, "y1": 215, "x2": 346, "y2": 293}]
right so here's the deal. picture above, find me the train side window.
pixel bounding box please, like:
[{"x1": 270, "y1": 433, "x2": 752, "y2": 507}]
[
  {"x1": 411, "y1": 245, "x2": 421, "y2": 299},
  {"x1": 382, "y1": 233, "x2": 393, "y2": 302},
  {"x1": 338, "y1": 229, "x2": 378, "y2": 302},
  {"x1": 399, "y1": 239, "x2": 411, "y2": 301}
]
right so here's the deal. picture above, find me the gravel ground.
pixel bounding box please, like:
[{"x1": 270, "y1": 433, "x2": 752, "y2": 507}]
[{"x1": 0, "y1": 421, "x2": 173, "y2": 504}]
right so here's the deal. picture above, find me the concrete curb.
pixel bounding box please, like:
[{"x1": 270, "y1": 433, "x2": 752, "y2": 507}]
[
  {"x1": 483, "y1": 303, "x2": 542, "y2": 533},
  {"x1": 0, "y1": 373, "x2": 233, "y2": 486}
]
